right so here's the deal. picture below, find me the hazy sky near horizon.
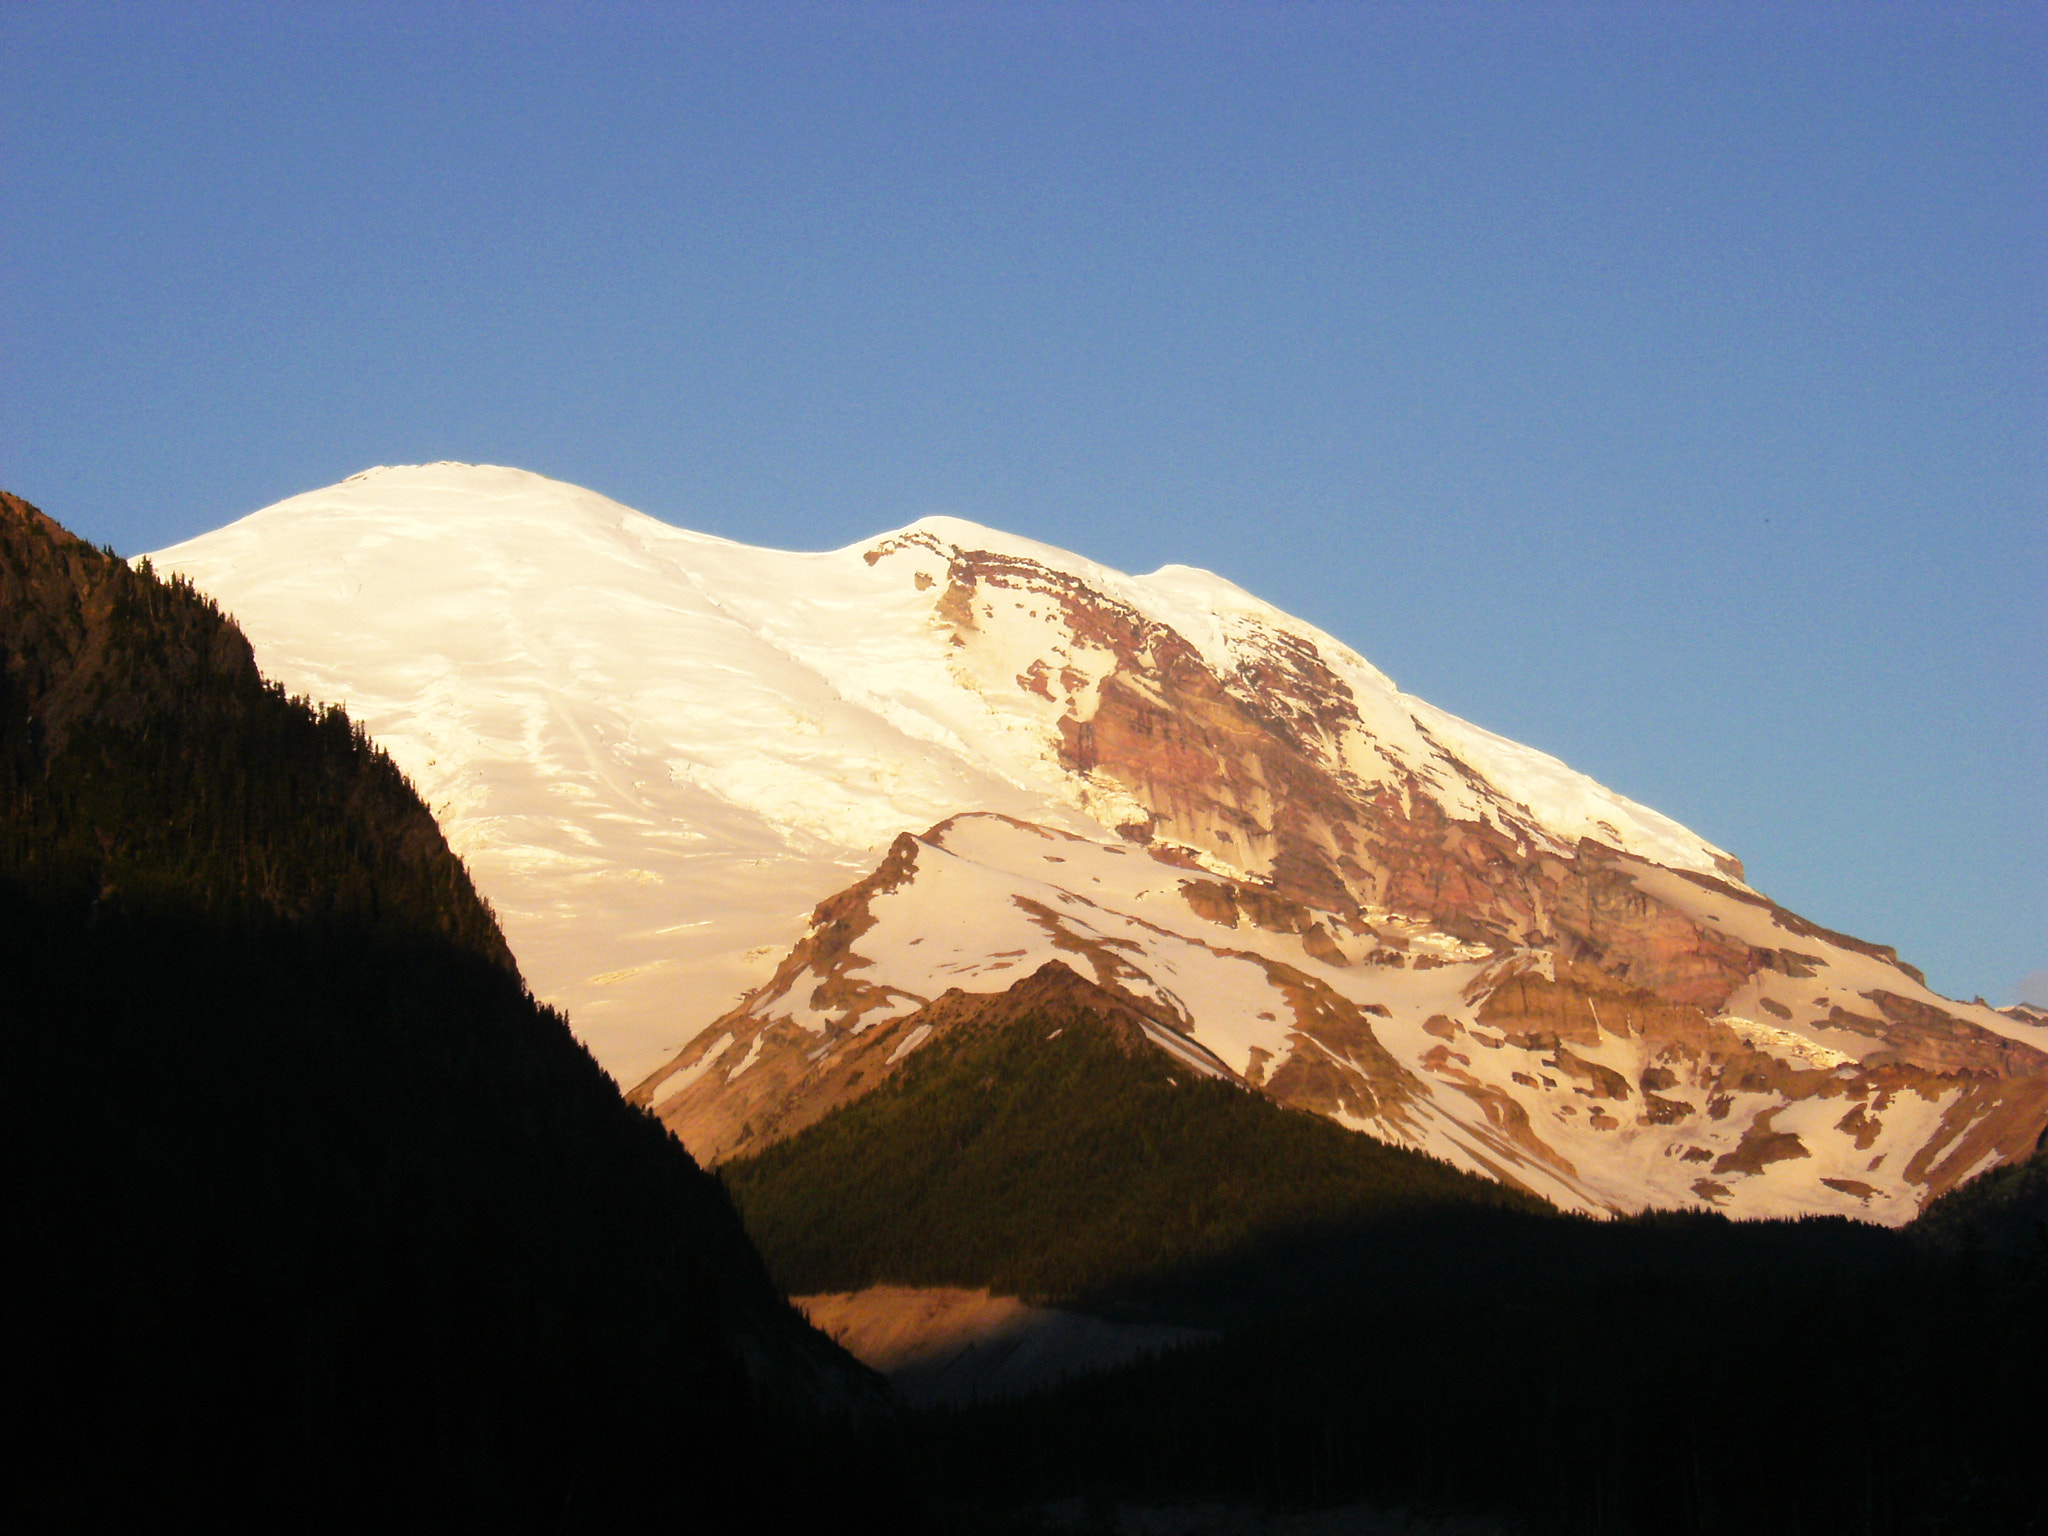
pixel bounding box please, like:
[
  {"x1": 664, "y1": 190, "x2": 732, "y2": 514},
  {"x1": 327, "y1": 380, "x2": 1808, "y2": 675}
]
[{"x1": 4, "y1": 2, "x2": 2042, "y2": 1005}]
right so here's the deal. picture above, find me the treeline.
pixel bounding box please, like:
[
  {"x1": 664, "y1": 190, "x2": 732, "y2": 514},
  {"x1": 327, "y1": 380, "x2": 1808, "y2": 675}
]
[
  {"x1": 722, "y1": 961, "x2": 2047, "y2": 1532},
  {"x1": 1912, "y1": 1144, "x2": 2048, "y2": 1257}
]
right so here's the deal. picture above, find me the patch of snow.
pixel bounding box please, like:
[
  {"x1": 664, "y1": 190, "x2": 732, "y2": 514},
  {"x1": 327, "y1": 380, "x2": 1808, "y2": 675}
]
[
  {"x1": 1721, "y1": 1017, "x2": 1854, "y2": 1070},
  {"x1": 649, "y1": 1032, "x2": 734, "y2": 1108},
  {"x1": 886, "y1": 1023, "x2": 933, "y2": 1065},
  {"x1": 724, "y1": 1031, "x2": 768, "y2": 1083}
]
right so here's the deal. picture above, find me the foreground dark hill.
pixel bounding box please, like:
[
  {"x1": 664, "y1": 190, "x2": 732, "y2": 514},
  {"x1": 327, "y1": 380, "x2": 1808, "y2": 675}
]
[
  {"x1": 919, "y1": 1193, "x2": 2047, "y2": 1536},
  {"x1": 1, "y1": 492, "x2": 915, "y2": 1532}
]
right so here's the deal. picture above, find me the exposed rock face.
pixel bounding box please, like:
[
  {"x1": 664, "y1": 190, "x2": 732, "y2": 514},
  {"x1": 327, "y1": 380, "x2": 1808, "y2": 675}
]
[{"x1": 871, "y1": 525, "x2": 1782, "y2": 1032}]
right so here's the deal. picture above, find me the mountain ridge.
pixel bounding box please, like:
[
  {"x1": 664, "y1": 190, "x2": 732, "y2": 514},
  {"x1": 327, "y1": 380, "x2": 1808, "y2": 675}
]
[{"x1": 1, "y1": 487, "x2": 510, "y2": 962}]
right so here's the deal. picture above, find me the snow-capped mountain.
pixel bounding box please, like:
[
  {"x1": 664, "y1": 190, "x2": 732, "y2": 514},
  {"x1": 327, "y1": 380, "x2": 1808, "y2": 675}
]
[{"x1": 153, "y1": 463, "x2": 2048, "y2": 1221}]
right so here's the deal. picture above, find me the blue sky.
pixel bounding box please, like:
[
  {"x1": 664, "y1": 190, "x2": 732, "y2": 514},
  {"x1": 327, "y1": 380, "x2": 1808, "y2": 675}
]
[{"x1": 4, "y1": 1, "x2": 2042, "y2": 1005}]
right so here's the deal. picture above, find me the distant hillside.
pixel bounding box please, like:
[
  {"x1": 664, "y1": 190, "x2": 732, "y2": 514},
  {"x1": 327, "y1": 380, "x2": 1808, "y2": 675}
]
[
  {"x1": 918, "y1": 1196, "x2": 2047, "y2": 1536},
  {"x1": 1, "y1": 492, "x2": 917, "y2": 1532},
  {"x1": 1911, "y1": 1144, "x2": 2048, "y2": 1258},
  {"x1": 846, "y1": 1009, "x2": 2044, "y2": 1535}
]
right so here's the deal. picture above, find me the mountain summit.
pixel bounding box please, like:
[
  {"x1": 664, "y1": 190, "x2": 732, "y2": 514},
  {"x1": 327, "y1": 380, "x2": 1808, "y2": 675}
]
[{"x1": 154, "y1": 464, "x2": 2048, "y2": 1222}]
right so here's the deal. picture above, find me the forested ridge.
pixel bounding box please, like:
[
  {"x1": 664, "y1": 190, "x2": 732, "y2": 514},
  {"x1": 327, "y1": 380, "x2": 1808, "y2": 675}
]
[
  {"x1": 2, "y1": 492, "x2": 921, "y2": 1533},
  {"x1": 722, "y1": 960, "x2": 1548, "y2": 1308},
  {"x1": 0, "y1": 490, "x2": 507, "y2": 958}
]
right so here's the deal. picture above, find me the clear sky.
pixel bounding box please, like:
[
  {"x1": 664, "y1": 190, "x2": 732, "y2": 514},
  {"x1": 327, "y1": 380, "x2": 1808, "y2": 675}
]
[{"x1": 5, "y1": 1, "x2": 2042, "y2": 1006}]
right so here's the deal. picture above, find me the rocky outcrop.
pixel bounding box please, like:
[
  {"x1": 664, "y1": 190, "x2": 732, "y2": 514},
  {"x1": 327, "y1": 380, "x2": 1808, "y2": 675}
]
[{"x1": 881, "y1": 530, "x2": 1781, "y2": 1020}]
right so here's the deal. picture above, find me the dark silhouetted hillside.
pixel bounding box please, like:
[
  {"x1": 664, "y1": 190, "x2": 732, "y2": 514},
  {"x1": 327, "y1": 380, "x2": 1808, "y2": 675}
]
[{"x1": 1, "y1": 492, "x2": 918, "y2": 1533}]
